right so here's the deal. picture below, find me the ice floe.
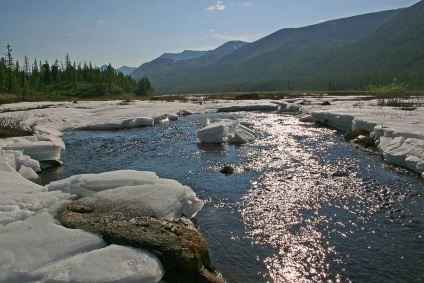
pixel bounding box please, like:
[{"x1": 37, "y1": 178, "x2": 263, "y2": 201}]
[
  {"x1": 46, "y1": 170, "x2": 204, "y2": 219},
  {"x1": 197, "y1": 118, "x2": 256, "y2": 144}
]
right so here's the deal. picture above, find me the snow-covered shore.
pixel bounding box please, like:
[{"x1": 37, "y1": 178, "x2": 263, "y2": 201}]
[{"x1": 0, "y1": 97, "x2": 423, "y2": 282}]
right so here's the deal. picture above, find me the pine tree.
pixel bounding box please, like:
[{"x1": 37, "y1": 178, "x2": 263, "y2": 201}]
[
  {"x1": 135, "y1": 76, "x2": 154, "y2": 96},
  {"x1": 4, "y1": 43, "x2": 15, "y2": 92}
]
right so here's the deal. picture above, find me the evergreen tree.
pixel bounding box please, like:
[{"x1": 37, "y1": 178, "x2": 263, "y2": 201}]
[
  {"x1": 41, "y1": 60, "x2": 51, "y2": 85},
  {"x1": 135, "y1": 76, "x2": 154, "y2": 96},
  {"x1": 0, "y1": 57, "x2": 6, "y2": 91},
  {"x1": 51, "y1": 59, "x2": 60, "y2": 83},
  {"x1": 4, "y1": 43, "x2": 15, "y2": 92}
]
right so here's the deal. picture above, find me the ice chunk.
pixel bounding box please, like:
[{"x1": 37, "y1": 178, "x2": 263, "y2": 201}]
[
  {"x1": 378, "y1": 136, "x2": 394, "y2": 154},
  {"x1": 121, "y1": 117, "x2": 155, "y2": 128},
  {"x1": 18, "y1": 165, "x2": 39, "y2": 180},
  {"x1": 79, "y1": 183, "x2": 204, "y2": 220},
  {"x1": 3, "y1": 141, "x2": 61, "y2": 161},
  {"x1": 384, "y1": 138, "x2": 424, "y2": 174},
  {"x1": 228, "y1": 125, "x2": 256, "y2": 144},
  {"x1": 352, "y1": 118, "x2": 378, "y2": 133},
  {"x1": 311, "y1": 112, "x2": 354, "y2": 131},
  {"x1": 46, "y1": 170, "x2": 164, "y2": 195},
  {"x1": 8, "y1": 150, "x2": 41, "y2": 172},
  {"x1": 80, "y1": 117, "x2": 154, "y2": 130},
  {"x1": 0, "y1": 150, "x2": 16, "y2": 169},
  {"x1": 197, "y1": 123, "x2": 230, "y2": 143},
  {"x1": 31, "y1": 245, "x2": 164, "y2": 283},
  {"x1": 197, "y1": 119, "x2": 255, "y2": 144},
  {"x1": 0, "y1": 212, "x2": 106, "y2": 280}
]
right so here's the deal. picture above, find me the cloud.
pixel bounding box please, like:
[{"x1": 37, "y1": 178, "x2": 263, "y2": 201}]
[{"x1": 207, "y1": 0, "x2": 225, "y2": 11}]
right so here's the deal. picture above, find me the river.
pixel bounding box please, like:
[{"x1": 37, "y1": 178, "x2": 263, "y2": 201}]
[{"x1": 39, "y1": 112, "x2": 424, "y2": 283}]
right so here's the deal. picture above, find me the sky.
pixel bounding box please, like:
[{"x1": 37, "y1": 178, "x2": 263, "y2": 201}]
[{"x1": 0, "y1": 0, "x2": 420, "y2": 69}]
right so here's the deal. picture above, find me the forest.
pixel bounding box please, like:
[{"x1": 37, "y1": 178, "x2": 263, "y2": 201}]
[{"x1": 0, "y1": 44, "x2": 153, "y2": 102}]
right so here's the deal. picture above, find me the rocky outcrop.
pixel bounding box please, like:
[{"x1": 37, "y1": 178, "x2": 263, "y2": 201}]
[{"x1": 57, "y1": 199, "x2": 223, "y2": 283}]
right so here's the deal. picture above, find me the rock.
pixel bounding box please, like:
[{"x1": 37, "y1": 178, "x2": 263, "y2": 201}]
[
  {"x1": 299, "y1": 115, "x2": 315, "y2": 123},
  {"x1": 331, "y1": 170, "x2": 349, "y2": 177},
  {"x1": 321, "y1": 101, "x2": 331, "y2": 106},
  {"x1": 179, "y1": 110, "x2": 194, "y2": 116},
  {"x1": 169, "y1": 114, "x2": 179, "y2": 121},
  {"x1": 57, "y1": 204, "x2": 223, "y2": 283},
  {"x1": 220, "y1": 165, "x2": 234, "y2": 175}
]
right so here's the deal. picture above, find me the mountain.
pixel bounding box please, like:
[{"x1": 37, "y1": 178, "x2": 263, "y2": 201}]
[
  {"x1": 99, "y1": 64, "x2": 108, "y2": 71},
  {"x1": 117, "y1": 66, "x2": 136, "y2": 76},
  {"x1": 158, "y1": 50, "x2": 210, "y2": 61},
  {"x1": 318, "y1": 0, "x2": 424, "y2": 89},
  {"x1": 130, "y1": 41, "x2": 249, "y2": 81},
  {"x1": 130, "y1": 41, "x2": 248, "y2": 81},
  {"x1": 132, "y1": 2, "x2": 424, "y2": 94},
  {"x1": 148, "y1": 8, "x2": 407, "y2": 93}
]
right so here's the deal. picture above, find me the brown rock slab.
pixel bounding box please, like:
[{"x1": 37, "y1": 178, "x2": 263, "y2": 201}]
[{"x1": 57, "y1": 199, "x2": 223, "y2": 283}]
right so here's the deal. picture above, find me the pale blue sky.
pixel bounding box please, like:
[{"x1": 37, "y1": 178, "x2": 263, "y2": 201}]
[{"x1": 0, "y1": 0, "x2": 420, "y2": 68}]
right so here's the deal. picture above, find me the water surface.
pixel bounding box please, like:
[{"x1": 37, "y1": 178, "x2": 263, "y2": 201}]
[{"x1": 42, "y1": 113, "x2": 424, "y2": 282}]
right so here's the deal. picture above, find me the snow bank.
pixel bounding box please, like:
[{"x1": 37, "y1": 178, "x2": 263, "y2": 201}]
[
  {"x1": 46, "y1": 170, "x2": 204, "y2": 219},
  {"x1": 282, "y1": 97, "x2": 424, "y2": 177},
  {"x1": 0, "y1": 160, "x2": 198, "y2": 281},
  {"x1": 197, "y1": 118, "x2": 256, "y2": 144},
  {"x1": 31, "y1": 244, "x2": 164, "y2": 283},
  {"x1": 0, "y1": 212, "x2": 164, "y2": 283},
  {"x1": 80, "y1": 117, "x2": 154, "y2": 130}
]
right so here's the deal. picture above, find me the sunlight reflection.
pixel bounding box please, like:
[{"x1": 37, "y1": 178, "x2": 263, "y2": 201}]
[{"x1": 239, "y1": 114, "x2": 390, "y2": 282}]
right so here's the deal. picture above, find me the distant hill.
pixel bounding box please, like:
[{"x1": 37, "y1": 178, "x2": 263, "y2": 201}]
[
  {"x1": 158, "y1": 50, "x2": 210, "y2": 61},
  {"x1": 130, "y1": 41, "x2": 249, "y2": 81},
  {"x1": 132, "y1": 1, "x2": 424, "y2": 94},
  {"x1": 117, "y1": 66, "x2": 136, "y2": 76},
  {"x1": 318, "y1": 0, "x2": 424, "y2": 90},
  {"x1": 147, "y1": 8, "x2": 407, "y2": 93}
]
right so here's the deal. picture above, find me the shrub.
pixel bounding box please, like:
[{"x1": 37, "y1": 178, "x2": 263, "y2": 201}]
[{"x1": 0, "y1": 114, "x2": 35, "y2": 138}]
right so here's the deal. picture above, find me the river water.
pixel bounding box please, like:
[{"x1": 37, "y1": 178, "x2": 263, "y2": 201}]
[{"x1": 41, "y1": 113, "x2": 424, "y2": 283}]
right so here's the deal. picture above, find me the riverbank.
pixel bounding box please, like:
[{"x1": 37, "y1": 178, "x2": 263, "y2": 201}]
[{"x1": 0, "y1": 96, "x2": 423, "y2": 282}]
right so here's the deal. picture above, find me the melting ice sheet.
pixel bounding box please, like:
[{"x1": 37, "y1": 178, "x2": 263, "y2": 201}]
[{"x1": 0, "y1": 161, "x2": 179, "y2": 282}]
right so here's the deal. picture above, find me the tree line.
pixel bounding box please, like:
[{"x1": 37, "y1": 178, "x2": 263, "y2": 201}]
[{"x1": 0, "y1": 44, "x2": 154, "y2": 100}]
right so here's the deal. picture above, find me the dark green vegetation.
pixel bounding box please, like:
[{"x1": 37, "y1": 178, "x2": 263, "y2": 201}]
[
  {"x1": 0, "y1": 114, "x2": 35, "y2": 138},
  {"x1": 132, "y1": 1, "x2": 424, "y2": 94},
  {"x1": 0, "y1": 48, "x2": 153, "y2": 103}
]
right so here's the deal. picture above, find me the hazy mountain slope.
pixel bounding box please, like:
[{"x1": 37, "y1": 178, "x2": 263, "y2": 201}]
[
  {"x1": 318, "y1": 0, "x2": 424, "y2": 88},
  {"x1": 117, "y1": 66, "x2": 136, "y2": 76},
  {"x1": 131, "y1": 41, "x2": 248, "y2": 80},
  {"x1": 158, "y1": 50, "x2": 209, "y2": 61},
  {"x1": 151, "y1": 8, "x2": 404, "y2": 93}
]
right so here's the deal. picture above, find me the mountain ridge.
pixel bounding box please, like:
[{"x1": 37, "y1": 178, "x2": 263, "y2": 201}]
[{"x1": 132, "y1": 2, "x2": 423, "y2": 93}]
